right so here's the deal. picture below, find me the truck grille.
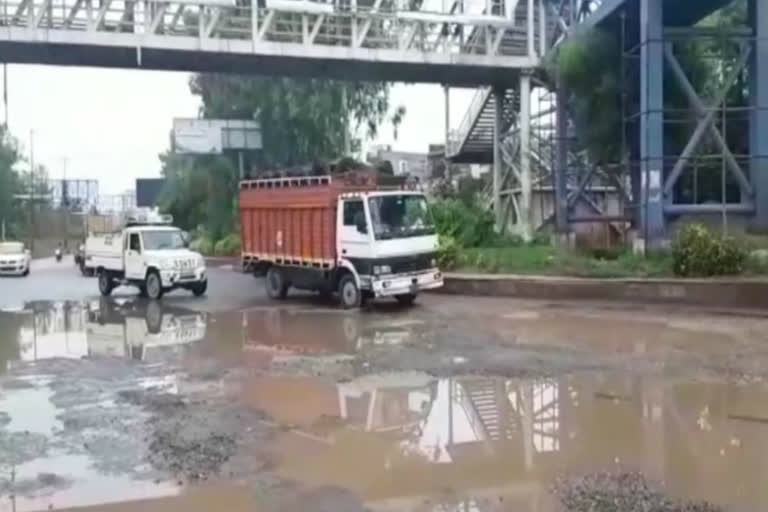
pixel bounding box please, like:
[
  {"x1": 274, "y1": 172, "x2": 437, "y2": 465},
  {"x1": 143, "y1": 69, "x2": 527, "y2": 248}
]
[{"x1": 389, "y1": 253, "x2": 435, "y2": 274}]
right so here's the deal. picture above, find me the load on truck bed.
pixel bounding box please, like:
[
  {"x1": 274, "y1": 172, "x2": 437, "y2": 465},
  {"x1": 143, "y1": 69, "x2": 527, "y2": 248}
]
[
  {"x1": 87, "y1": 210, "x2": 207, "y2": 300},
  {"x1": 239, "y1": 171, "x2": 443, "y2": 308}
]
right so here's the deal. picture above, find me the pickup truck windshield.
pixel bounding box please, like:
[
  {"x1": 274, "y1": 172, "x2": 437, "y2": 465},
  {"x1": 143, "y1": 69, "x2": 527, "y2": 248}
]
[
  {"x1": 142, "y1": 231, "x2": 186, "y2": 251},
  {"x1": 368, "y1": 195, "x2": 436, "y2": 240}
]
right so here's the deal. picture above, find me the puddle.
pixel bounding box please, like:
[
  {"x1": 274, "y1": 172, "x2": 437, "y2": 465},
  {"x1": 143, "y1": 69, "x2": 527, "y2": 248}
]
[
  {"x1": 254, "y1": 372, "x2": 768, "y2": 512},
  {"x1": 2, "y1": 299, "x2": 768, "y2": 511}
]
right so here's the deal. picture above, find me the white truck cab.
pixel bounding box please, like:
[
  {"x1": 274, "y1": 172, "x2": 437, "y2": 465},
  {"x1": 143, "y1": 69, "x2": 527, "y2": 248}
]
[
  {"x1": 88, "y1": 211, "x2": 207, "y2": 300},
  {"x1": 336, "y1": 190, "x2": 443, "y2": 306}
]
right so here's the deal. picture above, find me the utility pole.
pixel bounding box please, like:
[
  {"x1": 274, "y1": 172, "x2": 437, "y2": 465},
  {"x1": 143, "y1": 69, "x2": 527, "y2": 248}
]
[
  {"x1": 29, "y1": 129, "x2": 35, "y2": 252},
  {"x1": 62, "y1": 157, "x2": 69, "y2": 250},
  {"x1": 3, "y1": 63, "x2": 8, "y2": 128}
]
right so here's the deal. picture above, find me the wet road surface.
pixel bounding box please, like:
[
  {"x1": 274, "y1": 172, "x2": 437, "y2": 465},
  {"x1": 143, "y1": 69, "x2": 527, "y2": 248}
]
[{"x1": 2, "y1": 264, "x2": 768, "y2": 511}]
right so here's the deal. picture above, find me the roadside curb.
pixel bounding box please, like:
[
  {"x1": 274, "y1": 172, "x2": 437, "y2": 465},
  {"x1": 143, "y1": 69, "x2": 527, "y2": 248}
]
[{"x1": 438, "y1": 273, "x2": 768, "y2": 310}]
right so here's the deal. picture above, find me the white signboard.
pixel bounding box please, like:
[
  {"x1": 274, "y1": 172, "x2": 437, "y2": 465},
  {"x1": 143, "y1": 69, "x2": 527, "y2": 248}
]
[{"x1": 172, "y1": 118, "x2": 262, "y2": 155}]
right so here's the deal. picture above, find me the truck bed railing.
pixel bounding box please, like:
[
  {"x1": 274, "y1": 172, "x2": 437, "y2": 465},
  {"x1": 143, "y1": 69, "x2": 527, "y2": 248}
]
[{"x1": 239, "y1": 175, "x2": 332, "y2": 190}]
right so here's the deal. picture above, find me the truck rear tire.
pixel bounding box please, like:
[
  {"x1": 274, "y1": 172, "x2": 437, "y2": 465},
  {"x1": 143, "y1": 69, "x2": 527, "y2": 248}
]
[
  {"x1": 338, "y1": 274, "x2": 361, "y2": 309},
  {"x1": 145, "y1": 271, "x2": 164, "y2": 300},
  {"x1": 265, "y1": 267, "x2": 288, "y2": 300}
]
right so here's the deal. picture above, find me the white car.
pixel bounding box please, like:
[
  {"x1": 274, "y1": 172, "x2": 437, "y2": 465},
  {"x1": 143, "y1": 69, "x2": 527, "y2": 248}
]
[{"x1": 0, "y1": 241, "x2": 31, "y2": 277}]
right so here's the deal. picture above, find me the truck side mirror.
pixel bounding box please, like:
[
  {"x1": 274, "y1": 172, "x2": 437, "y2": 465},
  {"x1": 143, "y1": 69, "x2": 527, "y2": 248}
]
[{"x1": 354, "y1": 213, "x2": 367, "y2": 234}]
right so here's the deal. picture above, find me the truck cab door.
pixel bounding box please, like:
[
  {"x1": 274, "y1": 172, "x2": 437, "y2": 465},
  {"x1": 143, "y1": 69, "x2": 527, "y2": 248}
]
[
  {"x1": 124, "y1": 232, "x2": 145, "y2": 280},
  {"x1": 338, "y1": 199, "x2": 373, "y2": 262}
]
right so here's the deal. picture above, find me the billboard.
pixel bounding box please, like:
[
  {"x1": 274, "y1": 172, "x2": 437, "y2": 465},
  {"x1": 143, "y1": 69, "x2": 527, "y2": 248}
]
[
  {"x1": 136, "y1": 179, "x2": 166, "y2": 208},
  {"x1": 172, "y1": 118, "x2": 262, "y2": 154},
  {"x1": 49, "y1": 179, "x2": 99, "y2": 212}
]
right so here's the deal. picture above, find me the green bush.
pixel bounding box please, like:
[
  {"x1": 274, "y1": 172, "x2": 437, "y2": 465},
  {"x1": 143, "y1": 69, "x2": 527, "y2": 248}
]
[
  {"x1": 430, "y1": 198, "x2": 497, "y2": 247},
  {"x1": 672, "y1": 223, "x2": 746, "y2": 277},
  {"x1": 214, "y1": 233, "x2": 242, "y2": 256},
  {"x1": 437, "y1": 235, "x2": 461, "y2": 271},
  {"x1": 190, "y1": 236, "x2": 214, "y2": 255}
]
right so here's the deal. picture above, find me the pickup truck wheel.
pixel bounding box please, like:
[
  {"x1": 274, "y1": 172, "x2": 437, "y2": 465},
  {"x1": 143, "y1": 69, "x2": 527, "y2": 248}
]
[
  {"x1": 265, "y1": 267, "x2": 288, "y2": 300},
  {"x1": 192, "y1": 281, "x2": 208, "y2": 297},
  {"x1": 145, "y1": 271, "x2": 164, "y2": 300},
  {"x1": 98, "y1": 271, "x2": 113, "y2": 296},
  {"x1": 395, "y1": 293, "x2": 417, "y2": 307},
  {"x1": 338, "y1": 274, "x2": 361, "y2": 309}
]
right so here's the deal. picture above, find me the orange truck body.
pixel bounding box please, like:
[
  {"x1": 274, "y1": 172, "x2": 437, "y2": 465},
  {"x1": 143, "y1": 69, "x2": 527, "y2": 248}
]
[{"x1": 239, "y1": 172, "x2": 390, "y2": 269}]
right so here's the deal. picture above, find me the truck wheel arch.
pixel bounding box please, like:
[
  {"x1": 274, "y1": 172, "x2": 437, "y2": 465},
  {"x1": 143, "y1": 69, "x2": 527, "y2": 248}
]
[{"x1": 335, "y1": 259, "x2": 361, "y2": 290}]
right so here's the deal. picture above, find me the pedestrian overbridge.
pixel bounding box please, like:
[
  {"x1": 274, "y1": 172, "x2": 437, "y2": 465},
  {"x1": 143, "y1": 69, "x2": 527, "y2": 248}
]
[{"x1": 0, "y1": 0, "x2": 547, "y2": 85}]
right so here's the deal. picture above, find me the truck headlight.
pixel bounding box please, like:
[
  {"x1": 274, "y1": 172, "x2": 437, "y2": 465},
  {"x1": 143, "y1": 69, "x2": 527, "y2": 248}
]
[{"x1": 373, "y1": 265, "x2": 391, "y2": 275}]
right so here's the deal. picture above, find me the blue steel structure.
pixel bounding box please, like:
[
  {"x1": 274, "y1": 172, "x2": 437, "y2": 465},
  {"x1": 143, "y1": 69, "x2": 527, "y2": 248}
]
[{"x1": 556, "y1": 0, "x2": 768, "y2": 245}]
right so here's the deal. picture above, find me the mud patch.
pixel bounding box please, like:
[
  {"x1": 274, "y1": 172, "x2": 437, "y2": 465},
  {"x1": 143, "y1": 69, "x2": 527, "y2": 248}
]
[
  {"x1": 0, "y1": 431, "x2": 48, "y2": 466},
  {"x1": 553, "y1": 472, "x2": 723, "y2": 512},
  {"x1": 125, "y1": 388, "x2": 272, "y2": 482}
]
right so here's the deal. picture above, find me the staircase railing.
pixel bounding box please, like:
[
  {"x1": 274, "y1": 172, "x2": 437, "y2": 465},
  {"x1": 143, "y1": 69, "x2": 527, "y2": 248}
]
[{"x1": 447, "y1": 86, "x2": 491, "y2": 157}]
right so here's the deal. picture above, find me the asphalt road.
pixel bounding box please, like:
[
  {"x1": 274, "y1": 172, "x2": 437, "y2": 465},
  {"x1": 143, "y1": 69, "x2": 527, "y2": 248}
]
[{"x1": 0, "y1": 255, "x2": 266, "y2": 311}]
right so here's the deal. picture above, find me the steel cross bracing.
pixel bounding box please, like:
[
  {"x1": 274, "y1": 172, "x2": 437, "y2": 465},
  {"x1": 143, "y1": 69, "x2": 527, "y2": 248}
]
[{"x1": 0, "y1": 0, "x2": 544, "y2": 84}]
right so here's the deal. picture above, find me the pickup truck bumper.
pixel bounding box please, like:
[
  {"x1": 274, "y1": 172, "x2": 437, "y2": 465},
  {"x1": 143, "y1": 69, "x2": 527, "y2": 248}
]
[
  {"x1": 160, "y1": 267, "x2": 207, "y2": 288},
  {"x1": 370, "y1": 269, "x2": 443, "y2": 297}
]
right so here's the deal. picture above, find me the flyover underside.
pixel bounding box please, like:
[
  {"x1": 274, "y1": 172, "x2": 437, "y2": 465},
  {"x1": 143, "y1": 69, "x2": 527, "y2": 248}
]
[{"x1": 0, "y1": 37, "x2": 530, "y2": 85}]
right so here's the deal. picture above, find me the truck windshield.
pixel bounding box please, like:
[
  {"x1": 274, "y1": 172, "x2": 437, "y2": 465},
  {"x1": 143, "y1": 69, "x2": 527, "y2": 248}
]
[
  {"x1": 142, "y1": 231, "x2": 186, "y2": 251},
  {"x1": 368, "y1": 195, "x2": 435, "y2": 240}
]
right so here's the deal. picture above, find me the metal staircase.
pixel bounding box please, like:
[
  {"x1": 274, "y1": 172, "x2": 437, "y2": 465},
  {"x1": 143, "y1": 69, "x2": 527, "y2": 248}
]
[
  {"x1": 449, "y1": 88, "x2": 519, "y2": 163},
  {"x1": 462, "y1": 378, "x2": 517, "y2": 441}
]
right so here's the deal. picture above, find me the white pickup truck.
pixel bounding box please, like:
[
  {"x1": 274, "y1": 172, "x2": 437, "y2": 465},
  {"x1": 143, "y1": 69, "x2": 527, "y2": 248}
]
[{"x1": 86, "y1": 213, "x2": 207, "y2": 300}]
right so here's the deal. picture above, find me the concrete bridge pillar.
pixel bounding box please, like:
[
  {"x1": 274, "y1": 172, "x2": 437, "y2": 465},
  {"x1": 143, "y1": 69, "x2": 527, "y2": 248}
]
[
  {"x1": 639, "y1": 0, "x2": 665, "y2": 246},
  {"x1": 750, "y1": 0, "x2": 768, "y2": 231}
]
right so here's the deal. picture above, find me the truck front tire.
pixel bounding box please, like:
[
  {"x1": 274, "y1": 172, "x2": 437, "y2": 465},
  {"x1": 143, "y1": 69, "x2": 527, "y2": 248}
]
[
  {"x1": 98, "y1": 271, "x2": 114, "y2": 297},
  {"x1": 265, "y1": 267, "x2": 288, "y2": 300},
  {"x1": 192, "y1": 281, "x2": 208, "y2": 297},
  {"x1": 396, "y1": 293, "x2": 417, "y2": 307},
  {"x1": 145, "y1": 271, "x2": 164, "y2": 300},
  {"x1": 338, "y1": 274, "x2": 361, "y2": 309}
]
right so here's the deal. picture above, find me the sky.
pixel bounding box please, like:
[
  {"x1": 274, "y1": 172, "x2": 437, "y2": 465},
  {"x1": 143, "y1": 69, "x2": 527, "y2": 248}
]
[{"x1": 6, "y1": 64, "x2": 476, "y2": 195}]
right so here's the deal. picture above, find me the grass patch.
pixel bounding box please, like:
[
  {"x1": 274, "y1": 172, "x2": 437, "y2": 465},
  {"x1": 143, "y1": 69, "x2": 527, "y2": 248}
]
[{"x1": 457, "y1": 246, "x2": 674, "y2": 278}]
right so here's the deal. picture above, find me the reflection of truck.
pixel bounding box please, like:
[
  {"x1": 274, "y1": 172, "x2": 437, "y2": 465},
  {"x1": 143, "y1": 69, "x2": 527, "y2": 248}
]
[
  {"x1": 239, "y1": 172, "x2": 443, "y2": 309},
  {"x1": 86, "y1": 299, "x2": 207, "y2": 360},
  {"x1": 86, "y1": 211, "x2": 207, "y2": 300}
]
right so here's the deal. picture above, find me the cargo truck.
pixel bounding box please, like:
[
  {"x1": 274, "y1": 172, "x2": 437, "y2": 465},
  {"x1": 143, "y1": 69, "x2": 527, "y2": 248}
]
[{"x1": 239, "y1": 172, "x2": 443, "y2": 308}]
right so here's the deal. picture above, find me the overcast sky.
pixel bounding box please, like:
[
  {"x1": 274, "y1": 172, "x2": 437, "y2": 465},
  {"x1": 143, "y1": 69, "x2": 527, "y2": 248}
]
[{"x1": 7, "y1": 64, "x2": 476, "y2": 195}]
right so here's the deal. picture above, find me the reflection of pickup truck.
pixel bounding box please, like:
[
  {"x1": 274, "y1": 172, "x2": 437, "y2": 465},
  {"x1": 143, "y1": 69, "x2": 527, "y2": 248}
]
[
  {"x1": 86, "y1": 298, "x2": 207, "y2": 361},
  {"x1": 87, "y1": 211, "x2": 206, "y2": 300}
]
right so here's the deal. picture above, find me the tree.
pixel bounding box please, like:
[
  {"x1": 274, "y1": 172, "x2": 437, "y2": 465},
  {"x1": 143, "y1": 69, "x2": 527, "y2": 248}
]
[
  {"x1": 0, "y1": 127, "x2": 23, "y2": 239},
  {"x1": 161, "y1": 73, "x2": 404, "y2": 241}
]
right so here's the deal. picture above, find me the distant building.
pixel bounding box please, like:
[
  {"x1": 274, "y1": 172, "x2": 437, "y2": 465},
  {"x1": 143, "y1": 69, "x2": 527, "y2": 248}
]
[{"x1": 367, "y1": 145, "x2": 428, "y2": 182}]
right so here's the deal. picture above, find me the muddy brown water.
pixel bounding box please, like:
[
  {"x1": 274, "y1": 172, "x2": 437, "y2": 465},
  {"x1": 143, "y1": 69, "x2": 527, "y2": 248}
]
[{"x1": 1, "y1": 298, "x2": 768, "y2": 511}]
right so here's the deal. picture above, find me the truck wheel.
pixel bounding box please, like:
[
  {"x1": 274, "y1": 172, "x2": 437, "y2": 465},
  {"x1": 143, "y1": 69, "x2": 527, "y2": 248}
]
[
  {"x1": 145, "y1": 271, "x2": 164, "y2": 300},
  {"x1": 338, "y1": 274, "x2": 361, "y2": 309},
  {"x1": 395, "y1": 293, "x2": 417, "y2": 307},
  {"x1": 192, "y1": 281, "x2": 208, "y2": 297},
  {"x1": 145, "y1": 300, "x2": 163, "y2": 334},
  {"x1": 98, "y1": 271, "x2": 113, "y2": 297},
  {"x1": 265, "y1": 267, "x2": 288, "y2": 300}
]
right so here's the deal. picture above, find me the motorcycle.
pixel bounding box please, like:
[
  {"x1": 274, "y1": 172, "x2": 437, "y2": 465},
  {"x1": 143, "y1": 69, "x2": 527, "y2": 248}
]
[{"x1": 55, "y1": 248, "x2": 62, "y2": 262}]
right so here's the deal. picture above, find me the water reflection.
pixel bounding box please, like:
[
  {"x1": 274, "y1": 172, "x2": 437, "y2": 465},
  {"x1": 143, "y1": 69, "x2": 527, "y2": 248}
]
[
  {"x1": 257, "y1": 372, "x2": 768, "y2": 511},
  {"x1": 0, "y1": 299, "x2": 207, "y2": 370}
]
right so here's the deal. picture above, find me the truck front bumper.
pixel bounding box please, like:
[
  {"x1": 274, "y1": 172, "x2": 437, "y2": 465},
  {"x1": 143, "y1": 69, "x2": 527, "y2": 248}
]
[
  {"x1": 160, "y1": 267, "x2": 207, "y2": 288},
  {"x1": 370, "y1": 269, "x2": 443, "y2": 297}
]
